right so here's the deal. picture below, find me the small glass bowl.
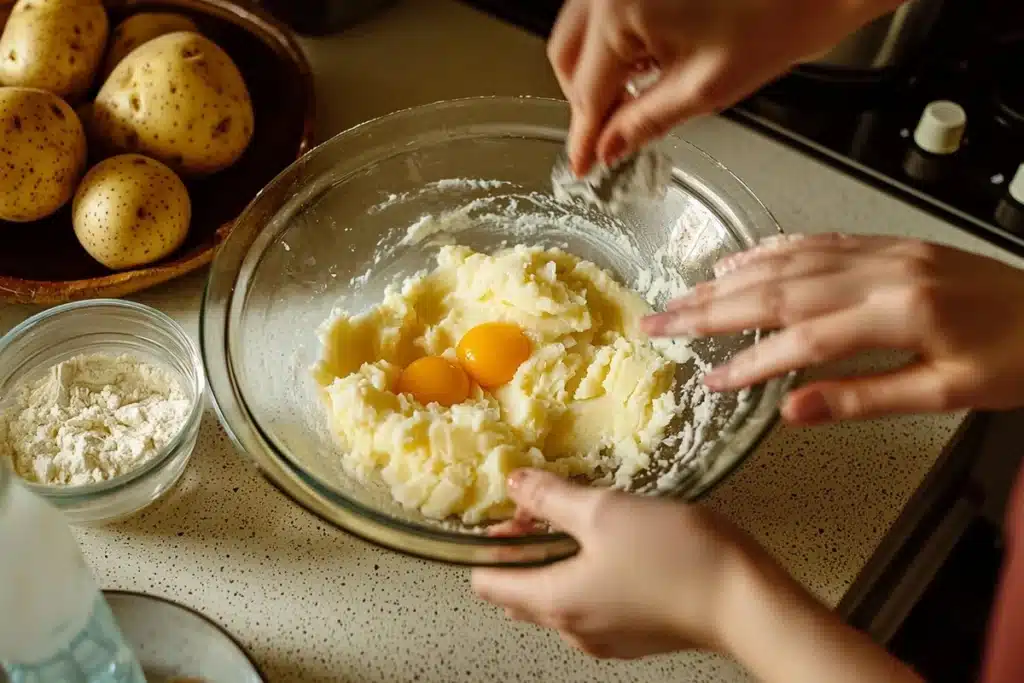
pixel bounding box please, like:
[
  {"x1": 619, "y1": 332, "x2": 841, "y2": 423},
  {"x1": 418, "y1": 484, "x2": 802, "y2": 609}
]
[{"x1": 0, "y1": 300, "x2": 205, "y2": 525}]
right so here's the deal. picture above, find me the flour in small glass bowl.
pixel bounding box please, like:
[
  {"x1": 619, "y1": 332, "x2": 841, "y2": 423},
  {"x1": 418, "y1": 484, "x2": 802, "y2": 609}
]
[{"x1": 0, "y1": 353, "x2": 190, "y2": 487}]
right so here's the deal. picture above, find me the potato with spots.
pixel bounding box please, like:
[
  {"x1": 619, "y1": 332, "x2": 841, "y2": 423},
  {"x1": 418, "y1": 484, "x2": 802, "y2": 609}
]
[
  {"x1": 101, "y1": 12, "x2": 198, "y2": 79},
  {"x1": 0, "y1": 86, "x2": 86, "y2": 222},
  {"x1": 0, "y1": 0, "x2": 108, "y2": 101},
  {"x1": 91, "y1": 31, "x2": 254, "y2": 176},
  {"x1": 72, "y1": 154, "x2": 191, "y2": 270}
]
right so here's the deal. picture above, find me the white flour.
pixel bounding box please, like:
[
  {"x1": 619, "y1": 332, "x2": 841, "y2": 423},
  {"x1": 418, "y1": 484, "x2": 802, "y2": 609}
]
[
  {"x1": 368, "y1": 179, "x2": 514, "y2": 214},
  {"x1": 0, "y1": 354, "x2": 190, "y2": 486}
]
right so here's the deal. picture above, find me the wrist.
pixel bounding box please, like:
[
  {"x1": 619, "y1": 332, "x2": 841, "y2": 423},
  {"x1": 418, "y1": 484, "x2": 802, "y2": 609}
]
[
  {"x1": 693, "y1": 531, "x2": 792, "y2": 655},
  {"x1": 712, "y1": 539, "x2": 813, "y2": 660},
  {"x1": 711, "y1": 541, "x2": 925, "y2": 683}
]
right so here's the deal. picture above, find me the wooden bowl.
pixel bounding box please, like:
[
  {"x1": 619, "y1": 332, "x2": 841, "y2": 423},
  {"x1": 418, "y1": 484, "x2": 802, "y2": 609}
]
[{"x1": 0, "y1": 0, "x2": 315, "y2": 304}]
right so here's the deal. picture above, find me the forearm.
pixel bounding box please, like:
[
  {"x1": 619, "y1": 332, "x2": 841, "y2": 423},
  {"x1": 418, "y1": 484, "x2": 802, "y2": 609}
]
[
  {"x1": 787, "y1": 0, "x2": 924, "y2": 64},
  {"x1": 719, "y1": 552, "x2": 923, "y2": 683}
]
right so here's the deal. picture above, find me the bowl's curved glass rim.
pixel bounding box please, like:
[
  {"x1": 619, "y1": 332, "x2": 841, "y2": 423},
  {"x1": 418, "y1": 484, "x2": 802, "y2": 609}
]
[
  {"x1": 201, "y1": 95, "x2": 796, "y2": 562},
  {"x1": 0, "y1": 299, "x2": 206, "y2": 499}
]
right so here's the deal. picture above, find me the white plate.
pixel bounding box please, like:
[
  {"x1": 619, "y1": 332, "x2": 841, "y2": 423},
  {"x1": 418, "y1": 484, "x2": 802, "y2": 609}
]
[{"x1": 105, "y1": 591, "x2": 264, "y2": 683}]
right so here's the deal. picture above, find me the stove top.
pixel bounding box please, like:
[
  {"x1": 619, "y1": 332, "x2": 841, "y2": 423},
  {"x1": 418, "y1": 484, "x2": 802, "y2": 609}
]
[
  {"x1": 462, "y1": 0, "x2": 1024, "y2": 255},
  {"x1": 728, "y1": 0, "x2": 1024, "y2": 254}
]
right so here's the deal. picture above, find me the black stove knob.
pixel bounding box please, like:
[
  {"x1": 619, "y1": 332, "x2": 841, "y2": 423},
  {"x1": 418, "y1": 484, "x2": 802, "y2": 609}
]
[
  {"x1": 995, "y1": 164, "x2": 1024, "y2": 234},
  {"x1": 993, "y1": 41, "x2": 1024, "y2": 138},
  {"x1": 904, "y1": 148, "x2": 951, "y2": 184}
]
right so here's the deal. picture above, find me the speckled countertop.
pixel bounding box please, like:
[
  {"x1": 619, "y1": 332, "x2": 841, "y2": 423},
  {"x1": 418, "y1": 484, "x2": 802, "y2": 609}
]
[{"x1": 3, "y1": 2, "x2": 1024, "y2": 682}]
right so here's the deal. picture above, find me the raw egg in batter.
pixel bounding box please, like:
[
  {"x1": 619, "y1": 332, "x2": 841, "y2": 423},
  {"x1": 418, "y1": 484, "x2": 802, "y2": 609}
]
[
  {"x1": 457, "y1": 322, "x2": 532, "y2": 388},
  {"x1": 397, "y1": 356, "x2": 470, "y2": 407}
]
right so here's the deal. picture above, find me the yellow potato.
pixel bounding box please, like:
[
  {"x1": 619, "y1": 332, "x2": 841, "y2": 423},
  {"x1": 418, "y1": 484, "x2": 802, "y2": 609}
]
[
  {"x1": 72, "y1": 154, "x2": 191, "y2": 270},
  {"x1": 91, "y1": 31, "x2": 254, "y2": 176},
  {"x1": 0, "y1": 0, "x2": 108, "y2": 101},
  {"x1": 0, "y1": 86, "x2": 86, "y2": 222},
  {"x1": 102, "y1": 12, "x2": 198, "y2": 79}
]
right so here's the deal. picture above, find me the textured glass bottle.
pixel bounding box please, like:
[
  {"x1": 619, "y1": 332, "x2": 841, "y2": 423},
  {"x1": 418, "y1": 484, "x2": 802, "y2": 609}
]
[{"x1": 0, "y1": 463, "x2": 146, "y2": 683}]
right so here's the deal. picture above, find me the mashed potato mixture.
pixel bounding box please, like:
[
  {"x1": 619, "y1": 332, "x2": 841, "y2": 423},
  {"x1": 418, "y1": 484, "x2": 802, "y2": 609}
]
[{"x1": 313, "y1": 244, "x2": 680, "y2": 523}]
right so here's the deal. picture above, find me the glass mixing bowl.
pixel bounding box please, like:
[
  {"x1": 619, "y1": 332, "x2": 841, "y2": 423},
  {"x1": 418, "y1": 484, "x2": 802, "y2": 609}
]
[{"x1": 202, "y1": 96, "x2": 792, "y2": 565}]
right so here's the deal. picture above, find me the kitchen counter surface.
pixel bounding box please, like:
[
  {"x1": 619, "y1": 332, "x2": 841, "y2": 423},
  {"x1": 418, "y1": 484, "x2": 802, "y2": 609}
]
[{"x1": 3, "y1": 2, "x2": 1023, "y2": 682}]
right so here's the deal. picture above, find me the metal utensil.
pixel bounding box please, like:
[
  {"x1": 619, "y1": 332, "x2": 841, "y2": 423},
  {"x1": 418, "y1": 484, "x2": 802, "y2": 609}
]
[
  {"x1": 550, "y1": 67, "x2": 672, "y2": 213},
  {"x1": 551, "y1": 144, "x2": 672, "y2": 214}
]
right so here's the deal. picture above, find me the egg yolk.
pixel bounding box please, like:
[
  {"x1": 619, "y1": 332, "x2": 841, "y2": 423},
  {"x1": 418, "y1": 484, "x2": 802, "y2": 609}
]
[
  {"x1": 396, "y1": 356, "x2": 470, "y2": 407},
  {"x1": 456, "y1": 322, "x2": 532, "y2": 388}
]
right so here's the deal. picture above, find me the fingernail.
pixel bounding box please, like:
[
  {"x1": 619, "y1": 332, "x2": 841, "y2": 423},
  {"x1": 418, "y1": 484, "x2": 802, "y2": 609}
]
[
  {"x1": 757, "y1": 235, "x2": 786, "y2": 247},
  {"x1": 713, "y1": 236, "x2": 799, "y2": 277},
  {"x1": 566, "y1": 118, "x2": 583, "y2": 176},
  {"x1": 640, "y1": 312, "x2": 670, "y2": 335},
  {"x1": 786, "y1": 391, "x2": 833, "y2": 424},
  {"x1": 507, "y1": 469, "x2": 529, "y2": 490},
  {"x1": 758, "y1": 234, "x2": 804, "y2": 249},
  {"x1": 639, "y1": 313, "x2": 661, "y2": 333},
  {"x1": 514, "y1": 506, "x2": 534, "y2": 524},
  {"x1": 641, "y1": 312, "x2": 693, "y2": 337},
  {"x1": 572, "y1": 155, "x2": 592, "y2": 178},
  {"x1": 568, "y1": 129, "x2": 595, "y2": 177},
  {"x1": 666, "y1": 284, "x2": 705, "y2": 310},
  {"x1": 703, "y1": 365, "x2": 730, "y2": 390},
  {"x1": 601, "y1": 134, "x2": 627, "y2": 167},
  {"x1": 665, "y1": 315, "x2": 696, "y2": 336},
  {"x1": 713, "y1": 259, "x2": 737, "y2": 278},
  {"x1": 665, "y1": 295, "x2": 696, "y2": 311},
  {"x1": 568, "y1": 147, "x2": 583, "y2": 177},
  {"x1": 713, "y1": 251, "x2": 758, "y2": 277}
]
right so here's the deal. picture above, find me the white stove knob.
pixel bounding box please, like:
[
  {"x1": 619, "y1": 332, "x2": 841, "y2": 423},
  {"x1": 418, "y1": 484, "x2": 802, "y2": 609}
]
[
  {"x1": 913, "y1": 100, "x2": 967, "y2": 155},
  {"x1": 1010, "y1": 163, "x2": 1024, "y2": 205}
]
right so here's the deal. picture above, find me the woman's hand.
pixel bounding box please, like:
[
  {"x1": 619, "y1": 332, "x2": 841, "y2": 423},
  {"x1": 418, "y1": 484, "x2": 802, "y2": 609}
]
[
  {"x1": 642, "y1": 233, "x2": 1024, "y2": 424},
  {"x1": 472, "y1": 469, "x2": 925, "y2": 683},
  {"x1": 549, "y1": 0, "x2": 903, "y2": 176},
  {"x1": 471, "y1": 468, "x2": 763, "y2": 658}
]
